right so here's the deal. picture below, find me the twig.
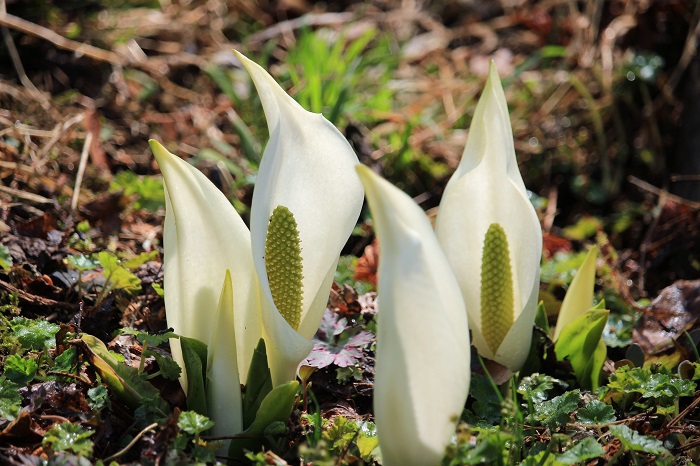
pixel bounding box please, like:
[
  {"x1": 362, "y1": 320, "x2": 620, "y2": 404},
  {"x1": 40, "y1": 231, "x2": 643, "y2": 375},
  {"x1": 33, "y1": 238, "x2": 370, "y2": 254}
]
[
  {"x1": 1, "y1": 25, "x2": 51, "y2": 109},
  {"x1": 628, "y1": 176, "x2": 700, "y2": 209},
  {"x1": 0, "y1": 279, "x2": 81, "y2": 311},
  {"x1": 0, "y1": 185, "x2": 53, "y2": 204},
  {"x1": 71, "y1": 131, "x2": 93, "y2": 211},
  {"x1": 246, "y1": 12, "x2": 355, "y2": 44},
  {"x1": 102, "y1": 422, "x2": 158, "y2": 463},
  {"x1": 0, "y1": 12, "x2": 127, "y2": 65},
  {"x1": 664, "y1": 2, "x2": 700, "y2": 96},
  {"x1": 39, "y1": 113, "x2": 85, "y2": 159}
]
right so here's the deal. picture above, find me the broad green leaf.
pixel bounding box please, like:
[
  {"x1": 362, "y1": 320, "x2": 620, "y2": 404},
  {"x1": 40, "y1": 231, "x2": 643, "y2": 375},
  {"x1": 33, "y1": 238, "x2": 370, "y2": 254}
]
[
  {"x1": 4, "y1": 355, "x2": 38, "y2": 385},
  {"x1": 178, "y1": 411, "x2": 215, "y2": 436},
  {"x1": 180, "y1": 336, "x2": 208, "y2": 416},
  {"x1": 66, "y1": 254, "x2": 99, "y2": 271},
  {"x1": 554, "y1": 309, "x2": 609, "y2": 390},
  {"x1": 609, "y1": 424, "x2": 670, "y2": 456},
  {"x1": 11, "y1": 317, "x2": 60, "y2": 350},
  {"x1": 152, "y1": 352, "x2": 182, "y2": 381},
  {"x1": 468, "y1": 375, "x2": 503, "y2": 425},
  {"x1": 42, "y1": 422, "x2": 94, "y2": 457},
  {"x1": 110, "y1": 170, "x2": 165, "y2": 212},
  {"x1": 357, "y1": 435, "x2": 380, "y2": 461},
  {"x1": 121, "y1": 251, "x2": 159, "y2": 270},
  {"x1": 228, "y1": 381, "x2": 299, "y2": 459},
  {"x1": 242, "y1": 338, "x2": 273, "y2": 430},
  {"x1": 554, "y1": 437, "x2": 604, "y2": 464},
  {"x1": 323, "y1": 416, "x2": 358, "y2": 450},
  {"x1": 0, "y1": 245, "x2": 12, "y2": 271},
  {"x1": 527, "y1": 390, "x2": 581, "y2": 429},
  {"x1": 97, "y1": 251, "x2": 141, "y2": 293},
  {"x1": 87, "y1": 385, "x2": 110, "y2": 411},
  {"x1": 151, "y1": 282, "x2": 165, "y2": 297},
  {"x1": 0, "y1": 376, "x2": 21, "y2": 420},
  {"x1": 562, "y1": 216, "x2": 602, "y2": 240},
  {"x1": 605, "y1": 366, "x2": 696, "y2": 415},
  {"x1": 53, "y1": 347, "x2": 78, "y2": 372},
  {"x1": 576, "y1": 400, "x2": 616, "y2": 425},
  {"x1": 518, "y1": 374, "x2": 568, "y2": 404},
  {"x1": 80, "y1": 334, "x2": 169, "y2": 415}
]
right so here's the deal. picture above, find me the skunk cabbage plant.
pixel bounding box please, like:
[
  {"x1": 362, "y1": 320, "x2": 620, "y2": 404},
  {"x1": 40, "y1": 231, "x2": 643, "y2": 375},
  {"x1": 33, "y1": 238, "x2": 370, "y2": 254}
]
[
  {"x1": 356, "y1": 165, "x2": 471, "y2": 466},
  {"x1": 150, "y1": 50, "x2": 363, "y2": 437},
  {"x1": 552, "y1": 246, "x2": 598, "y2": 341},
  {"x1": 435, "y1": 62, "x2": 542, "y2": 372}
]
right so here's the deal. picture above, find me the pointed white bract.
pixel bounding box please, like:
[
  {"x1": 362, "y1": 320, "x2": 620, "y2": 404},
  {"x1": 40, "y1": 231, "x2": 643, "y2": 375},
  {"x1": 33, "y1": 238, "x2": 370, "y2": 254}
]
[
  {"x1": 236, "y1": 51, "x2": 364, "y2": 386},
  {"x1": 552, "y1": 246, "x2": 598, "y2": 341},
  {"x1": 152, "y1": 140, "x2": 260, "y2": 389},
  {"x1": 206, "y1": 270, "x2": 242, "y2": 444},
  {"x1": 357, "y1": 165, "x2": 471, "y2": 466},
  {"x1": 435, "y1": 62, "x2": 542, "y2": 372}
]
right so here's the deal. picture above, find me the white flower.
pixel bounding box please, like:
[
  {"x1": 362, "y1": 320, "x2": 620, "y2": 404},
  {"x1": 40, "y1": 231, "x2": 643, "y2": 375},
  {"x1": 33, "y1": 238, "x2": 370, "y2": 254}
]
[
  {"x1": 356, "y1": 165, "x2": 470, "y2": 466},
  {"x1": 236, "y1": 51, "x2": 364, "y2": 386},
  {"x1": 435, "y1": 62, "x2": 542, "y2": 372}
]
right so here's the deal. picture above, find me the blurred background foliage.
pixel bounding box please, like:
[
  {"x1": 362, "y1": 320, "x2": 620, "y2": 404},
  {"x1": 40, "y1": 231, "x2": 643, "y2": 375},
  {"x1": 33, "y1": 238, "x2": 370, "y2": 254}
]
[{"x1": 1, "y1": 0, "x2": 698, "y2": 296}]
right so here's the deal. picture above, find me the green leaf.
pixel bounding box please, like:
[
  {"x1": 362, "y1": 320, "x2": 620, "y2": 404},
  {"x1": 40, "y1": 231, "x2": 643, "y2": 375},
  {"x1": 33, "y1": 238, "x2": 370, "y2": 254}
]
[
  {"x1": 518, "y1": 374, "x2": 567, "y2": 404},
  {"x1": 540, "y1": 251, "x2": 588, "y2": 286},
  {"x1": 0, "y1": 244, "x2": 13, "y2": 271},
  {"x1": 554, "y1": 309, "x2": 609, "y2": 390},
  {"x1": 467, "y1": 375, "x2": 503, "y2": 425},
  {"x1": 80, "y1": 334, "x2": 169, "y2": 415},
  {"x1": 53, "y1": 347, "x2": 79, "y2": 372},
  {"x1": 605, "y1": 366, "x2": 696, "y2": 414},
  {"x1": 178, "y1": 411, "x2": 215, "y2": 436},
  {"x1": 120, "y1": 328, "x2": 178, "y2": 347},
  {"x1": 4, "y1": 354, "x2": 38, "y2": 385},
  {"x1": 527, "y1": 390, "x2": 581, "y2": 429},
  {"x1": 554, "y1": 437, "x2": 604, "y2": 464},
  {"x1": 11, "y1": 317, "x2": 60, "y2": 350},
  {"x1": 242, "y1": 338, "x2": 273, "y2": 429},
  {"x1": 110, "y1": 170, "x2": 165, "y2": 211},
  {"x1": 609, "y1": 424, "x2": 670, "y2": 456},
  {"x1": 87, "y1": 385, "x2": 110, "y2": 411},
  {"x1": 562, "y1": 216, "x2": 602, "y2": 240},
  {"x1": 96, "y1": 251, "x2": 141, "y2": 293},
  {"x1": 152, "y1": 352, "x2": 182, "y2": 381},
  {"x1": 0, "y1": 376, "x2": 22, "y2": 420},
  {"x1": 576, "y1": 400, "x2": 616, "y2": 425},
  {"x1": 121, "y1": 251, "x2": 159, "y2": 270},
  {"x1": 228, "y1": 381, "x2": 299, "y2": 460},
  {"x1": 323, "y1": 415, "x2": 358, "y2": 450},
  {"x1": 66, "y1": 254, "x2": 99, "y2": 271},
  {"x1": 151, "y1": 282, "x2": 165, "y2": 297},
  {"x1": 357, "y1": 434, "x2": 380, "y2": 461},
  {"x1": 42, "y1": 422, "x2": 94, "y2": 457},
  {"x1": 180, "y1": 336, "x2": 207, "y2": 416}
]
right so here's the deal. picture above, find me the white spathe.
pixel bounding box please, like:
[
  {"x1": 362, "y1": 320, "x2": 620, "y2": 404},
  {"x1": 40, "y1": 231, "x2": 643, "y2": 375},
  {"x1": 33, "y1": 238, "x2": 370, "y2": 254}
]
[
  {"x1": 152, "y1": 141, "x2": 256, "y2": 441},
  {"x1": 235, "y1": 51, "x2": 364, "y2": 386},
  {"x1": 152, "y1": 140, "x2": 260, "y2": 390},
  {"x1": 357, "y1": 165, "x2": 471, "y2": 466},
  {"x1": 435, "y1": 61, "x2": 542, "y2": 371}
]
